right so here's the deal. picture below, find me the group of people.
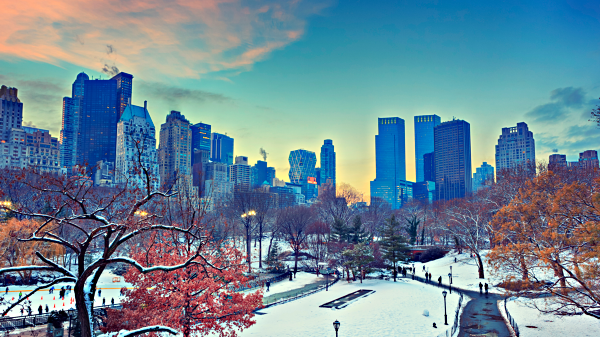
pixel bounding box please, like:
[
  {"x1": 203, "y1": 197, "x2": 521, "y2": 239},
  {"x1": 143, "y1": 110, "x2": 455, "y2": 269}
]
[{"x1": 479, "y1": 282, "x2": 489, "y2": 295}]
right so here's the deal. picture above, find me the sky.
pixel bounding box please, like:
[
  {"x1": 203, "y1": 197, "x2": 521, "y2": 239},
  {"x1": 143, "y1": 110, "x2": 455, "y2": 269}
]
[{"x1": 1, "y1": 0, "x2": 600, "y2": 199}]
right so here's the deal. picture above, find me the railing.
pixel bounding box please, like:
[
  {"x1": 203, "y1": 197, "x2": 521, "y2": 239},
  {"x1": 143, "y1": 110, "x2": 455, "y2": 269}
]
[
  {"x1": 503, "y1": 297, "x2": 520, "y2": 337},
  {"x1": 236, "y1": 271, "x2": 291, "y2": 292},
  {"x1": 435, "y1": 292, "x2": 464, "y2": 337},
  {"x1": 262, "y1": 272, "x2": 340, "y2": 308},
  {"x1": 0, "y1": 304, "x2": 121, "y2": 331}
]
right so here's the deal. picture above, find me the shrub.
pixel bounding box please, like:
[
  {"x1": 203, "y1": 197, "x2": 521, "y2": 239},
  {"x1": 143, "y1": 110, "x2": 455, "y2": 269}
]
[{"x1": 418, "y1": 247, "x2": 446, "y2": 263}]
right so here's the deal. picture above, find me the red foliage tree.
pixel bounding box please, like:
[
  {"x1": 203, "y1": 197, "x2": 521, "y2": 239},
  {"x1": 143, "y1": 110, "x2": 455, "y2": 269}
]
[{"x1": 103, "y1": 235, "x2": 263, "y2": 337}]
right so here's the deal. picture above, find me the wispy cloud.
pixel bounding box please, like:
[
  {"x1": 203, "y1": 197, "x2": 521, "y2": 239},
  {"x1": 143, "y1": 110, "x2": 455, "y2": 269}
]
[
  {"x1": 0, "y1": 0, "x2": 330, "y2": 80},
  {"x1": 137, "y1": 81, "x2": 232, "y2": 109},
  {"x1": 525, "y1": 87, "x2": 587, "y2": 123}
]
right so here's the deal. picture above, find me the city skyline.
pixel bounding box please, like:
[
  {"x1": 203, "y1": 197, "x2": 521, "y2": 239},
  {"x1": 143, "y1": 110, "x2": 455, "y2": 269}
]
[{"x1": 2, "y1": 1, "x2": 600, "y2": 198}]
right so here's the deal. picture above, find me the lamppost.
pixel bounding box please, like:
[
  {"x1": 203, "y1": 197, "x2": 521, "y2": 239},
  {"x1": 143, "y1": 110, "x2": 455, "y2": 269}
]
[
  {"x1": 450, "y1": 266, "x2": 453, "y2": 283},
  {"x1": 241, "y1": 210, "x2": 256, "y2": 273},
  {"x1": 448, "y1": 273, "x2": 452, "y2": 294},
  {"x1": 442, "y1": 290, "x2": 448, "y2": 325},
  {"x1": 333, "y1": 319, "x2": 340, "y2": 337}
]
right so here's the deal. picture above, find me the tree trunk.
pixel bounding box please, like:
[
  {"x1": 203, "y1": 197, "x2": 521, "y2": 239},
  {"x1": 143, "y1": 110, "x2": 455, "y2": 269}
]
[
  {"x1": 294, "y1": 248, "x2": 298, "y2": 277},
  {"x1": 258, "y1": 222, "x2": 263, "y2": 269},
  {"x1": 520, "y1": 255, "x2": 529, "y2": 281},
  {"x1": 246, "y1": 224, "x2": 251, "y2": 273},
  {"x1": 74, "y1": 282, "x2": 92, "y2": 337},
  {"x1": 476, "y1": 253, "x2": 485, "y2": 279}
]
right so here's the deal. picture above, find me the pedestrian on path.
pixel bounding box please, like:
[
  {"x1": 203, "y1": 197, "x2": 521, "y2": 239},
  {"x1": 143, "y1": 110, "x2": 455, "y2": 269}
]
[
  {"x1": 484, "y1": 283, "x2": 489, "y2": 295},
  {"x1": 20, "y1": 308, "x2": 24, "y2": 315},
  {"x1": 423, "y1": 265, "x2": 425, "y2": 271},
  {"x1": 4, "y1": 287, "x2": 7, "y2": 294},
  {"x1": 266, "y1": 281, "x2": 271, "y2": 292},
  {"x1": 98, "y1": 289, "x2": 101, "y2": 297},
  {"x1": 479, "y1": 282, "x2": 483, "y2": 294},
  {"x1": 438, "y1": 276, "x2": 442, "y2": 286},
  {"x1": 45, "y1": 304, "x2": 49, "y2": 313},
  {"x1": 103, "y1": 298, "x2": 105, "y2": 306},
  {"x1": 27, "y1": 306, "x2": 32, "y2": 316},
  {"x1": 111, "y1": 298, "x2": 114, "y2": 306},
  {"x1": 18, "y1": 291, "x2": 22, "y2": 299},
  {"x1": 38, "y1": 305, "x2": 42, "y2": 315}
]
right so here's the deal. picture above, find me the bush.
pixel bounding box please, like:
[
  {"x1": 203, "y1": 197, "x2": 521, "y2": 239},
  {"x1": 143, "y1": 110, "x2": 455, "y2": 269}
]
[
  {"x1": 497, "y1": 279, "x2": 546, "y2": 292},
  {"x1": 418, "y1": 247, "x2": 446, "y2": 263}
]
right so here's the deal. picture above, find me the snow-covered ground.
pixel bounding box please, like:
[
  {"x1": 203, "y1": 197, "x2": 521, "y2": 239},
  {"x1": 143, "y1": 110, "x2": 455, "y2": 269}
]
[
  {"x1": 505, "y1": 297, "x2": 600, "y2": 337},
  {"x1": 0, "y1": 269, "x2": 130, "y2": 317},
  {"x1": 265, "y1": 272, "x2": 324, "y2": 296},
  {"x1": 411, "y1": 250, "x2": 504, "y2": 294},
  {"x1": 239, "y1": 278, "x2": 461, "y2": 337}
]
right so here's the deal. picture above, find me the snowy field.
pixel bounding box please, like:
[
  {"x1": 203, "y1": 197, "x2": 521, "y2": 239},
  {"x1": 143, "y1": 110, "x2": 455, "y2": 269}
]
[
  {"x1": 505, "y1": 297, "x2": 600, "y2": 337},
  {"x1": 238, "y1": 278, "x2": 461, "y2": 337},
  {"x1": 411, "y1": 250, "x2": 504, "y2": 294}
]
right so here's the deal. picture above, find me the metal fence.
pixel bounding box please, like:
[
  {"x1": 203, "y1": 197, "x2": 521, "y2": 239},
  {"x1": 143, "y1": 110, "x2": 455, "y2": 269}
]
[
  {"x1": 503, "y1": 298, "x2": 520, "y2": 337},
  {"x1": 236, "y1": 271, "x2": 291, "y2": 292},
  {"x1": 263, "y1": 273, "x2": 340, "y2": 308},
  {"x1": 434, "y1": 292, "x2": 464, "y2": 337}
]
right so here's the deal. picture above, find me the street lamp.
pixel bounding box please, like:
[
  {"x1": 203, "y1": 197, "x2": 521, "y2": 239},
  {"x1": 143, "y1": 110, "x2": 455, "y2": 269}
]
[
  {"x1": 442, "y1": 290, "x2": 448, "y2": 325},
  {"x1": 333, "y1": 320, "x2": 340, "y2": 337},
  {"x1": 448, "y1": 273, "x2": 452, "y2": 293},
  {"x1": 241, "y1": 210, "x2": 256, "y2": 273}
]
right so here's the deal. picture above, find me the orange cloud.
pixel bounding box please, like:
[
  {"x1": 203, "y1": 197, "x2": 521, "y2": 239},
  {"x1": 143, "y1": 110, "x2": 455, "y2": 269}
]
[{"x1": 0, "y1": 0, "x2": 329, "y2": 79}]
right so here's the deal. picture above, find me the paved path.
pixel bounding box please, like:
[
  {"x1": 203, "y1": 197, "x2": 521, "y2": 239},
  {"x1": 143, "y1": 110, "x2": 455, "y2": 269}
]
[{"x1": 408, "y1": 275, "x2": 512, "y2": 337}]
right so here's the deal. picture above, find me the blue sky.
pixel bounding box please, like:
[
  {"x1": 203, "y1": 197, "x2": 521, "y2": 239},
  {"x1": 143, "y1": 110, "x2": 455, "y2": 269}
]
[{"x1": 1, "y1": 0, "x2": 599, "y2": 197}]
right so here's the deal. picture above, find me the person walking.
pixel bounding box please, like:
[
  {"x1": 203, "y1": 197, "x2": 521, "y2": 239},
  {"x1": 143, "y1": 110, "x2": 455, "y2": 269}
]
[
  {"x1": 4, "y1": 287, "x2": 7, "y2": 294},
  {"x1": 438, "y1": 276, "x2": 442, "y2": 286},
  {"x1": 38, "y1": 305, "x2": 43, "y2": 315},
  {"x1": 27, "y1": 306, "x2": 32, "y2": 316},
  {"x1": 479, "y1": 282, "x2": 483, "y2": 294},
  {"x1": 45, "y1": 304, "x2": 49, "y2": 313},
  {"x1": 484, "y1": 283, "x2": 489, "y2": 295},
  {"x1": 111, "y1": 298, "x2": 114, "y2": 306},
  {"x1": 103, "y1": 298, "x2": 106, "y2": 306},
  {"x1": 18, "y1": 291, "x2": 22, "y2": 299},
  {"x1": 98, "y1": 289, "x2": 101, "y2": 297}
]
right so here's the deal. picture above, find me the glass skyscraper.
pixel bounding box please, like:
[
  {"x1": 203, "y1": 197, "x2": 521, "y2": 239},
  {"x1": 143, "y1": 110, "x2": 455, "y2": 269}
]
[
  {"x1": 77, "y1": 79, "x2": 118, "y2": 168},
  {"x1": 472, "y1": 162, "x2": 494, "y2": 192},
  {"x1": 191, "y1": 123, "x2": 211, "y2": 152},
  {"x1": 320, "y1": 139, "x2": 336, "y2": 188},
  {"x1": 289, "y1": 149, "x2": 318, "y2": 201},
  {"x1": 111, "y1": 72, "x2": 133, "y2": 119},
  {"x1": 60, "y1": 72, "x2": 88, "y2": 169},
  {"x1": 434, "y1": 119, "x2": 472, "y2": 201},
  {"x1": 370, "y1": 117, "x2": 406, "y2": 209},
  {"x1": 211, "y1": 133, "x2": 234, "y2": 166},
  {"x1": 414, "y1": 115, "x2": 441, "y2": 182}
]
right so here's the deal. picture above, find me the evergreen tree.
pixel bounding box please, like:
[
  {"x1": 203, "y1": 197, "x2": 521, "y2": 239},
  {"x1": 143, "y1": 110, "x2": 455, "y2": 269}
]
[
  {"x1": 330, "y1": 217, "x2": 349, "y2": 243},
  {"x1": 265, "y1": 241, "x2": 284, "y2": 272},
  {"x1": 349, "y1": 215, "x2": 370, "y2": 244},
  {"x1": 341, "y1": 243, "x2": 374, "y2": 283},
  {"x1": 379, "y1": 215, "x2": 409, "y2": 282}
]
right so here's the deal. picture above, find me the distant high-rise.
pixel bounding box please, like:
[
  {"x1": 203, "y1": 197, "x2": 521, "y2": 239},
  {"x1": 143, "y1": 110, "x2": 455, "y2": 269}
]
[
  {"x1": 191, "y1": 122, "x2": 211, "y2": 163},
  {"x1": 434, "y1": 119, "x2": 472, "y2": 201},
  {"x1": 579, "y1": 150, "x2": 599, "y2": 170},
  {"x1": 423, "y1": 152, "x2": 435, "y2": 182},
  {"x1": 549, "y1": 154, "x2": 567, "y2": 170},
  {"x1": 111, "y1": 72, "x2": 133, "y2": 119},
  {"x1": 266, "y1": 166, "x2": 276, "y2": 186},
  {"x1": 414, "y1": 115, "x2": 441, "y2": 182},
  {"x1": 77, "y1": 78, "x2": 118, "y2": 168},
  {"x1": 158, "y1": 111, "x2": 192, "y2": 188},
  {"x1": 60, "y1": 72, "x2": 88, "y2": 169},
  {"x1": 230, "y1": 156, "x2": 252, "y2": 192},
  {"x1": 289, "y1": 149, "x2": 318, "y2": 201},
  {"x1": 0, "y1": 85, "x2": 23, "y2": 142},
  {"x1": 211, "y1": 133, "x2": 234, "y2": 166},
  {"x1": 370, "y1": 117, "x2": 406, "y2": 209},
  {"x1": 495, "y1": 122, "x2": 535, "y2": 177},
  {"x1": 320, "y1": 139, "x2": 336, "y2": 189},
  {"x1": 472, "y1": 162, "x2": 495, "y2": 192},
  {"x1": 252, "y1": 160, "x2": 268, "y2": 189},
  {"x1": 115, "y1": 101, "x2": 159, "y2": 190}
]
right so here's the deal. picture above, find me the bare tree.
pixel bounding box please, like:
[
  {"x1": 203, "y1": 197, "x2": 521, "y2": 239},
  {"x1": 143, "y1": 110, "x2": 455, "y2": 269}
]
[{"x1": 278, "y1": 206, "x2": 314, "y2": 276}]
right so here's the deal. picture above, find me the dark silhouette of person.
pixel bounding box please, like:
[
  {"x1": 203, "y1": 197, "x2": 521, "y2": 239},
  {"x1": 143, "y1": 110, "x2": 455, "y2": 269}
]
[
  {"x1": 433, "y1": 323, "x2": 437, "y2": 328},
  {"x1": 438, "y1": 276, "x2": 442, "y2": 286},
  {"x1": 111, "y1": 298, "x2": 114, "y2": 305},
  {"x1": 485, "y1": 283, "x2": 489, "y2": 295},
  {"x1": 45, "y1": 304, "x2": 49, "y2": 313},
  {"x1": 4, "y1": 287, "x2": 7, "y2": 294},
  {"x1": 266, "y1": 281, "x2": 271, "y2": 292},
  {"x1": 98, "y1": 289, "x2": 101, "y2": 297},
  {"x1": 38, "y1": 305, "x2": 42, "y2": 315},
  {"x1": 479, "y1": 282, "x2": 483, "y2": 294},
  {"x1": 103, "y1": 298, "x2": 106, "y2": 306},
  {"x1": 455, "y1": 257, "x2": 457, "y2": 263}
]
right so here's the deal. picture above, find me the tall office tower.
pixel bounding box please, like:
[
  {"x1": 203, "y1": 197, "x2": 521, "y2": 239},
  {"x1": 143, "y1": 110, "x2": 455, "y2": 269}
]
[
  {"x1": 579, "y1": 150, "x2": 599, "y2": 170},
  {"x1": 266, "y1": 166, "x2": 276, "y2": 186},
  {"x1": 289, "y1": 149, "x2": 318, "y2": 201},
  {"x1": 423, "y1": 152, "x2": 435, "y2": 182},
  {"x1": 60, "y1": 72, "x2": 88, "y2": 168},
  {"x1": 315, "y1": 168, "x2": 321, "y2": 186},
  {"x1": 115, "y1": 101, "x2": 159, "y2": 191},
  {"x1": 191, "y1": 122, "x2": 211, "y2": 163},
  {"x1": 203, "y1": 161, "x2": 234, "y2": 211},
  {"x1": 230, "y1": 156, "x2": 252, "y2": 192},
  {"x1": 370, "y1": 117, "x2": 406, "y2": 209},
  {"x1": 0, "y1": 85, "x2": 23, "y2": 142},
  {"x1": 495, "y1": 122, "x2": 535, "y2": 178},
  {"x1": 77, "y1": 79, "x2": 118, "y2": 168},
  {"x1": 414, "y1": 115, "x2": 441, "y2": 182},
  {"x1": 211, "y1": 133, "x2": 234, "y2": 166},
  {"x1": 548, "y1": 154, "x2": 567, "y2": 170},
  {"x1": 252, "y1": 160, "x2": 268, "y2": 188},
  {"x1": 158, "y1": 111, "x2": 192, "y2": 188},
  {"x1": 434, "y1": 119, "x2": 472, "y2": 201},
  {"x1": 472, "y1": 162, "x2": 495, "y2": 192},
  {"x1": 320, "y1": 139, "x2": 336, "y2": 188},
  {"x1": 111, "y1": 72, "x2": 133, "y2": 119}
]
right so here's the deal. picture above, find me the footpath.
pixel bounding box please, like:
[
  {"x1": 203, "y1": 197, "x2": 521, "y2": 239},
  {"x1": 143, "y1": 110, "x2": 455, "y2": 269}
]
[{"x1": 410, "y1": 274, "x2": 512, "y2": 337}]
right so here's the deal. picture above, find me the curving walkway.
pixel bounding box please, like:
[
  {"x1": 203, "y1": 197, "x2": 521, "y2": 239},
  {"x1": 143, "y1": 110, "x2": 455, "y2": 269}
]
[{"x1": 409, "y1": 274, "x2": 512, "y2": 337}]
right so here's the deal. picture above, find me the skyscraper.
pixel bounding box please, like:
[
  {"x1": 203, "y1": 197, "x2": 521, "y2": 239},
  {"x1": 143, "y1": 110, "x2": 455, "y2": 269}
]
[
  {"x1": 211, "y1": 133, "x2": 234, "y2": 166},
  {"x1": 230, "y1": 156, "x2": 252, "y2": 192},
  {"x1": 423, "y1": 152, "x2": 435, "y2": 182},
  {"x1": 548, "y1": 154, "x2": 567, "y2": 170},
  {"x1": 320, "y1": 139, "x2": 336, "y2": 188},
  {"x1": 495, "y1": 122, "x2": 535, "y2": 177},
  {"x1": 60, "y1": 72, "x2": 88, "y2": 169},
  {"x1": 0, "y1": 85, "x2": 23, "y2": 142},
  {"x1": 472, "y1": 162, "x2": 495, "y2": 192},
  {"x1": 252, "y1": 160, "x2": 268, "y2": 189},
  {"x1": 434, "y1": 119, "x2": 472, "y2": 201},
  {"x1": 115, "y1": 101, "x2": 159, "y2": 190},
  {"x1": 370, "y1": 117, "x2": 406, "y2": 209},
  {"x1": 414, "y1": 115, "x2": 441, "y2": 182},
  {"x1": 191, "y1": 122, "x2": 211, "y2": 164},
  {"x1": 289, "y1": 149, "x2": 318, "y2": 201},
  {"x1": 158, "y1": 110, "x2": 192, "y2": 189},
  {"x1": 77, "y1": 78, "x2": 118, "y2": 168},
  {"x1": 579, "y1": 150, "x2": 599, "y2": 170},
  {"x1": 111, "y1": 72, "x2": 133, "y2": 119}
]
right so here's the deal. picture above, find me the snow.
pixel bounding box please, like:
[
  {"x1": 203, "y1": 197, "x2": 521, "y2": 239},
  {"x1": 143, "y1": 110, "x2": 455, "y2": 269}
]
[
  {"x1": 264, "y1": 272, "x2": 324, "y2": 296},
  {"x1": 505, "y1": 297, "x2": 600, "y2": 337},
  {"x1": 411, "y1": 250, "x2": 504, "y2": 294},
  {"x1": 238, "y1": 278, "x2": 461, "y2": 337}
]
